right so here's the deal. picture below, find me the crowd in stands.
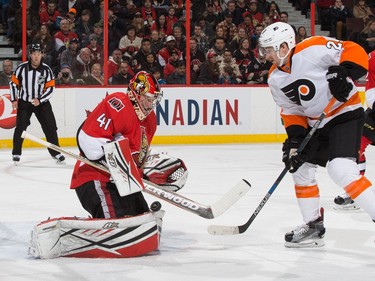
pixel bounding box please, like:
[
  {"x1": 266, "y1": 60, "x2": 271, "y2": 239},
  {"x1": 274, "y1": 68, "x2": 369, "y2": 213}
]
[{"x1": 1, "y1": 0, "x2": 374, "y2": 86}]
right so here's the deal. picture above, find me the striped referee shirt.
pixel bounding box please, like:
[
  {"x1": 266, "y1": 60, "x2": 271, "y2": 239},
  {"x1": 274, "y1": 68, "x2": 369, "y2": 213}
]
[{"x1": 10, "y1": 61, "x2": 55, "y2": 103}]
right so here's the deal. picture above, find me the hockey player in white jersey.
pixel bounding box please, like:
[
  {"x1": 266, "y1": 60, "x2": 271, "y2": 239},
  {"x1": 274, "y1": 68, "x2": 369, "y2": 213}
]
[{"x1": 259, "y1": 22, "x2": 375, "y2": 248}]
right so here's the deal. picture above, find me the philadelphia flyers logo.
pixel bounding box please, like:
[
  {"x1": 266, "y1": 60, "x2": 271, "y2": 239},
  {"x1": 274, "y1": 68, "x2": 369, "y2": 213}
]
[{"x1": 281, "y1": 79, "x2": 315, "y2": 105}]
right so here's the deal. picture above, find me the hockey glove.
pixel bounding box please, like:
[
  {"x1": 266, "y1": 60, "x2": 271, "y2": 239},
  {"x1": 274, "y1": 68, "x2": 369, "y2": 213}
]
[
  {"x1": 282, "y1": 138, "x2": 305, "y2": 173},
  {"x1": 326, "y1": 65, "x2": 353, "y2": 102}
]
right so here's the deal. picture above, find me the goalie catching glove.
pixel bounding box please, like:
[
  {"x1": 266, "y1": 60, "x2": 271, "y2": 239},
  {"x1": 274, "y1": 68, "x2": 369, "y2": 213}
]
[
  {"x1": 282, "y1": 138, "x2": 305, "y2": 173},
  {"x1": 143, "y1": 151, "x2": 188, "y2": 192}
]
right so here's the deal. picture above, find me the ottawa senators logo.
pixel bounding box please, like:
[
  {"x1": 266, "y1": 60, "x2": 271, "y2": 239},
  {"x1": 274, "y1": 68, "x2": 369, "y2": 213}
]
[
  {"x1": 281, "y1": 79, "x2": 316, "y2": 105},
  {"x1": 108, "y1": 97, "x2": 125, "y2": 112}
]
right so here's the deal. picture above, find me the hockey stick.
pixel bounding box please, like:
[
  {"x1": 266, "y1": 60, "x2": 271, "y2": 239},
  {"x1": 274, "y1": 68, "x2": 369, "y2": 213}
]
[
  {"x1": 21, "y1": 131, "x2": 251, "y2": 219},
  {"x1": 208, "y1": 98, "x2": 337, "y2": 235}
]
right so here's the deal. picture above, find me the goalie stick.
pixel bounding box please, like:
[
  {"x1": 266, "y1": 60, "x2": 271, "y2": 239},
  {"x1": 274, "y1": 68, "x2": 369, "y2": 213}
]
[
  {"x1": 21, "y1": 131, "x2": 251, "y2": 219},
  {"x1": 208, "y1": 98, "x2": 337, "y2": 235}
]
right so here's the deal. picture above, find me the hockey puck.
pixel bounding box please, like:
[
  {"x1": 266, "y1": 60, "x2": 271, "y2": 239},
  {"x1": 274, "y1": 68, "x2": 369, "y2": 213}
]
[{"x1": 150, "y1": 201, "x2": 162, "y2": 212}]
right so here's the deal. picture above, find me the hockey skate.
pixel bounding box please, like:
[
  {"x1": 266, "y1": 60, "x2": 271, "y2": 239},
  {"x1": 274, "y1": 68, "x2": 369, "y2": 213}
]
[
  {"x1": 333, "y1": 193, "x2": 359, "y2": 211},
  {"x1": 12, "y1": 155, "x2": 20, "y2": 165},
  {"x1": 285, "y1": 208, "x2": 326, "y2": 248}
]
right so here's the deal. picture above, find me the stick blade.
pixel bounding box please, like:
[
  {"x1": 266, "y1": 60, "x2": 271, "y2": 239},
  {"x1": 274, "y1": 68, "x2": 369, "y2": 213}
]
[
  {"x1": 210, "y1": 179, "x2": 251, "y2": 218},
  {"x1": 207, "y1": 225, "x2": 240, "y2": 235}
]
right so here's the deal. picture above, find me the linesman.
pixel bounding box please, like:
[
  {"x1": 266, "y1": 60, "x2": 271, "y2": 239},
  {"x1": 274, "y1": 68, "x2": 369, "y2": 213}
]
[{"x1": 10, "y1": 43, "x2": 65, "y2": 164}]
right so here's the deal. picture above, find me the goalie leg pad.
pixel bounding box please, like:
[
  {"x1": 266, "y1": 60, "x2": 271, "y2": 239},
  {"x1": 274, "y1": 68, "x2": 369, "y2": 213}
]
[
  {"x1": 143, "y1": 151, "x2": 188, "y2": 192},
  {"x1": 28, "y1": 211, "x2": 164, "y2": 259}
]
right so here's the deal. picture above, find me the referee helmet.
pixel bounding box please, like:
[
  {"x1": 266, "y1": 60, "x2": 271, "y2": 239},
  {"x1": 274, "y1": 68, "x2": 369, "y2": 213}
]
[{"x1": 30, "y1": 43, "x2": 43, "y2": 53}]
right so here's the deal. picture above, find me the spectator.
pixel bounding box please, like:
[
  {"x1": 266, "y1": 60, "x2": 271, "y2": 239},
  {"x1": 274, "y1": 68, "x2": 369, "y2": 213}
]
[
  {"x1": 262, "y1": 14, "x2": 272, "y2": 27},
  {"x1": 32, "y1": 23, "x2": 56, "y2": 69},
  {"x1": 267, "y1": 1, "x2": 281, "y2": 23},
  {"x1": 131, "y1": 37, "x2": 152, "y2": 71},
  {"x1": 83, "y1": 63, "x2": 104, "y2": 85},
  {"x1": 166, "y1": 60, "x2": 186, "y2": 84},
  {"x1": 358, "y1": 19, "x2": 375, "y2": 53},
  {"x1": 238, "y1": 12, "x2": 256, "y2": 39},
  {"x1": 166, "y1": 6, "x2": 178, "y2": 31},
  {"x1": 119, "y1": 25, "x2": 142, "y2": 53},
  {"x1": 353, "y1": 0, "x2": 374, "y2": 24},
  {"x1": 81, "y1": 0, "x2": 101, "y2": 24},
  {"x1": 86, "y1": 34, "x2": 103, "y2": 65},
  {"x1": 55, "y1": 64, "x2": 76, "y2": 85},
  {"x1": 225, "y1": 1, "x2": 239, "y2": 25},
  {"x1": 172, "y1": 24, "x2": 186, "y2": 51},
  {"x1": 0, "y1": 59, "x2": 13, "y2": 86},
  {"x1": 212, "y1": 0, "x2": 224, "y2": 20},
  {"x1": 229, "y1": 27, "x2": 248, "y2": 53},
  {"x1": 39, "y1": 0, "x2": 61, "y2": 33},
  {"x1": 204, "y1": 3, "x2": 220, "y2": 29},
  {"x1": 132, "y1": 11, "x2": 146, "y2": 37},
  {"x1": 111, "y1": 61, "x2": 134, "y2": 85},
  {"x1": 329, "y1": 0, "x2": 353, "y2": 40},
  {"x1": 209, "y1": 36, "x2": 227, "y2": 63},
  {"x1": 296, "y1": 26, "x2": 308, "y2": 43},
  {"x1": 108, "y1": 9, "x2": 125, "y2": 54},
  {"x1": 216, "y1": 10, "x2": 238, "y2": 42},
  {"x1": 141, "y1": 0, "x2": 157, "y2": 21},
  {"x1": 91, "y1": 20, "x2": 104, "y2": 46},
  {"x1": 234, "y1": 0, "x2": 250, "y2": 26},
  {"x1": 192, "y1": 24, "x2": 210, "y2": 53},
  {"x1": 245, "y1": 50, "x2": 272, "y2": 84},
  {"x1": 151, "y1": 0, "x2": 169, "y2": 10},
  {"x1": 0, "y1": 0, "x2": 10, "y2": 30},
  {"x1": 150, "y1": 29, "x2": 164, "y2": 54},
  {"x1": 219, "y1": 49, "x2": 242, "y2": 83},
  {"x1": 280, "y1": 11, "x2": 297, "y2": 35},
  {"x1": 140, "y1": 53, "x2": 163, "y2": 75},
  {"x1": 163, "y1": 49, "x2": 181, "y2": 79},
  {"x1": 75, "y1": 9, "x2": 93, "y2": 44},
  {"x1": 250, "y1": 24, "x2": 264, "y2": 50},
  {"x1": 197, "y1": 16, "x2": 215, "y2": 40},
  {"x1": 248, "y1": 0, "x2": 263, "y2": 25},
  {"x1": 158, "y1": 35, "x2": 180, "y2": 67},
  {"x1": 209, "y1": 25, "x2": 226, "y2": 48},
  {"x1": 233, "y1": 37, "x2": 254, "y2": 65},
  {"x1": 151, "y1": 13, "x2": 173, "y2": 37},
  {"x1": 71, "y1": 47, "x2": 93, "y2": 81},
  {"x1": 107, "y1": 48, "x2": 124, "y2": 81},
  {"x1": 5, "y1": 0, "x2": 21, "y2": 44},
  {"x1": 60, "y1": 37, "x2": 80, "y2": 70},
  {"x1": 196, "y1": 50, "x2": 220, "y2": 84},
  {"x1": 257, "y1": 0, "x2": 271, "y2": 15},
  {"x1": 66, "y1": 8, "x2": 77, "y2": 32},
  {"x1": 13, "y1": 0, "x2": 39, "y2": 50},
  {"x1": 144, "y1": 14, "x2": 155, "y2": 38},
  {"x1": 150, "y1": 66, "x2": 166, "y2": 84},
  {"x1": 57, "y1": 0, "x2": 83, "y2": 17},
  {"x1": 54, "y1": 18, "x2": 79, "y2": 55},
  {"x1": 184, "y1": 37, "x2": 205, "y2": 84},
  {"x1": 218, "y1": 65, "x2": 238, "y2": 84}
]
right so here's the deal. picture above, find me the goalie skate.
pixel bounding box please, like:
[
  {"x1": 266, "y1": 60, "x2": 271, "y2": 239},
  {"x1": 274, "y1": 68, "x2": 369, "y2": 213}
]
[
  {"x1": 284, "y1": 208, "x2": 325, "y2": 248},
  {"x1": 333, "y1": 193, "x2": 360, "y2": 211}
]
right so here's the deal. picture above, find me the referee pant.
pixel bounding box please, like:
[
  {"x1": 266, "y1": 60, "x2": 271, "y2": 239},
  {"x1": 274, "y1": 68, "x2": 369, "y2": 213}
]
[{"x1": 12, "y1": 99, "x2": 61, "y2": 157}]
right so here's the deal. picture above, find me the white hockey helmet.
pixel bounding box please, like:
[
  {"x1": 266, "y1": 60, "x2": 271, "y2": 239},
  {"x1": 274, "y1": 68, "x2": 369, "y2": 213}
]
[{"x1": 258, "y1": 22, "x2": 295, "y2": 57}]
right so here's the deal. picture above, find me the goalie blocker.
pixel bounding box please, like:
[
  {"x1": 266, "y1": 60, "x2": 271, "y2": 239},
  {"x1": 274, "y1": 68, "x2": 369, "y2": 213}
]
[{"x1": 28, "y1": 210, "x2": 164, "y2": 259}]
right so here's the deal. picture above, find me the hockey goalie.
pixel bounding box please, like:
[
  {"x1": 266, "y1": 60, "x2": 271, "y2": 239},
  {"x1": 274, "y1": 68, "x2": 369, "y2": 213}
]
[{"x1": 28, "y1": 71, "x2": 188, "y2": 259}]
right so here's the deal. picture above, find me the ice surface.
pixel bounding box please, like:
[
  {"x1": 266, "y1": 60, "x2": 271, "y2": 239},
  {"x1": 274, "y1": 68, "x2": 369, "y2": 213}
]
[{"x1": 1, "y1": 144, "x2": 375, "y2": 281}]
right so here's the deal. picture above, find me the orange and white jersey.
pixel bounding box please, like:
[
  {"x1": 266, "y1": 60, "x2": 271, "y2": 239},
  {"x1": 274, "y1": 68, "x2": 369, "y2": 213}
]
[
  {"x1": 267, "y1": 36, "x2": 368, "y2": 130},
  {"x1": 365, "y1": 51, "x2": 375, "y2": 109}
]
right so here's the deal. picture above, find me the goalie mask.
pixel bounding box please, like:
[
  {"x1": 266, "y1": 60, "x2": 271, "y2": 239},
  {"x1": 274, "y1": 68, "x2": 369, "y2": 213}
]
[{"x1": 128, "y1": 71, "x2": 163, "y2": 121}]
